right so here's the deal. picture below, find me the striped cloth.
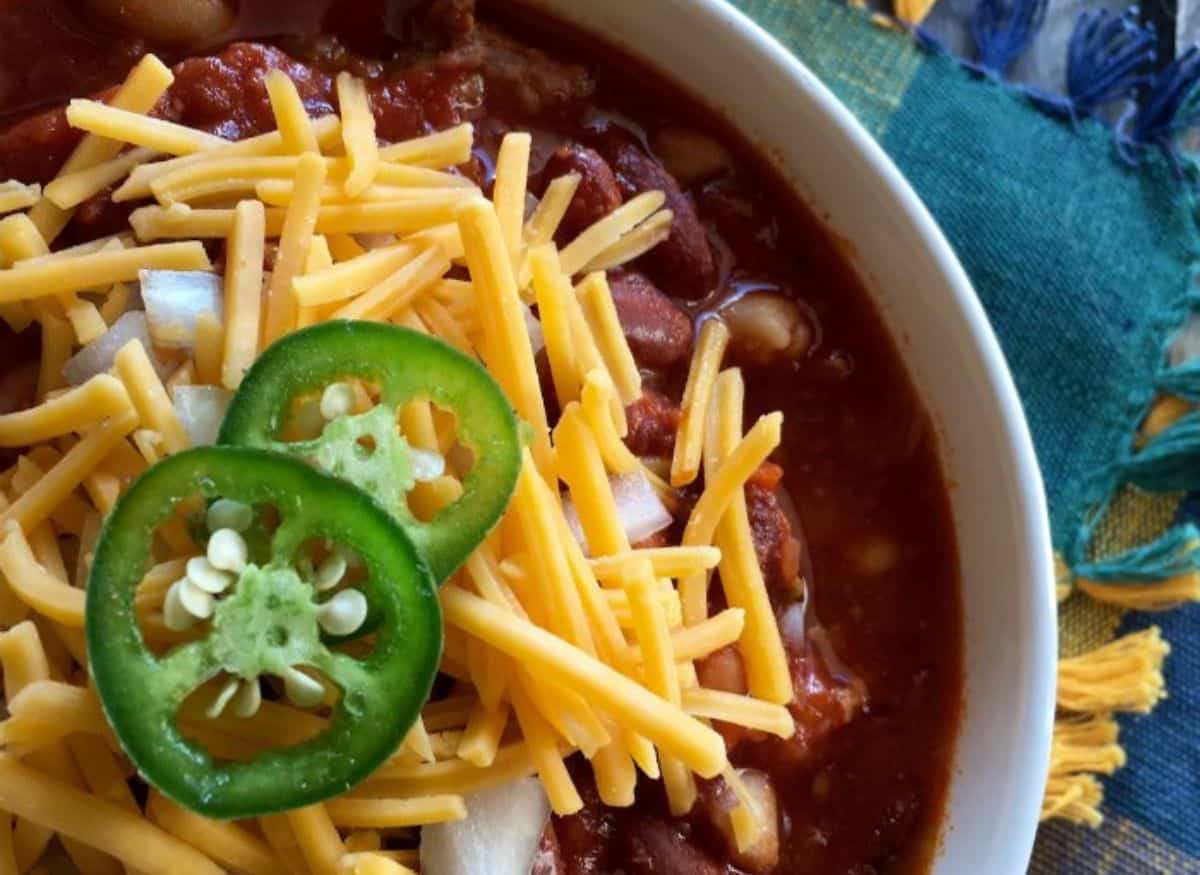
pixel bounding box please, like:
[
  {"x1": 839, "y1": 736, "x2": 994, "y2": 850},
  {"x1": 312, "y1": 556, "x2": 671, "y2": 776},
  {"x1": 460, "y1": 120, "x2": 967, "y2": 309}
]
[{"x1": 730, "y1": 0, "x2": 1200, "y2": 870}]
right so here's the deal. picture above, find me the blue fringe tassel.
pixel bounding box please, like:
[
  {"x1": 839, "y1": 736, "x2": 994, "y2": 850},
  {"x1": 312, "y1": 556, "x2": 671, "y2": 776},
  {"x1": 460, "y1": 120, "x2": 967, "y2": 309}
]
[
  {"x1": 970, "y1": 0, "x2": 1048, "y2": 74},
  {"x1": 1119, "y1": 409, "x2": 1200, "y2": 491},
  {"x1": 1116, "y1": 46, "x2": 1200, "y2": 168},
  {"x1": 1073, "y1": 523, "x2": 1200, "y2": 581},
  {"x1": 1065, "y1": 7, "x2": 1157, "y2": 117},
  {"x1": 1156, "y1": 358, "x2": 1200, "y2": 400}
]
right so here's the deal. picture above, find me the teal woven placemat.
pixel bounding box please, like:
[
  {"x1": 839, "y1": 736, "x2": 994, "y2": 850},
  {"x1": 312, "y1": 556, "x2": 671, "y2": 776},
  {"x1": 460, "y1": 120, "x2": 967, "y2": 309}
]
[{"x1": 731, "y1": 0, "x2": 1200, "y2": 870}]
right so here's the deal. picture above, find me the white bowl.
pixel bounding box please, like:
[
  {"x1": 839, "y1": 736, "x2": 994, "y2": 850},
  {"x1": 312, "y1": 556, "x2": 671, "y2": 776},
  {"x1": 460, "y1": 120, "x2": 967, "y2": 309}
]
[{"x1": 527, "y1": 1, "x2": 1059, "y2": 871}]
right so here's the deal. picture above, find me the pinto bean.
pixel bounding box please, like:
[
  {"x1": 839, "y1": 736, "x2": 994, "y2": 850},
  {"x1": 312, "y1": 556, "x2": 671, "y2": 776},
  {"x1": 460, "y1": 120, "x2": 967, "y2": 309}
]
[
  {"x1": 651, "y1": 127, "x2": 732, "y2": 186},
  {"x1": 721, "y1": 290, "x2": 815, "y2": 368},
  {"x1": 697, "y1": 644, "x2": 748, "y2": 695},
  {"x1": 541, "y1": 144, "x2": 622, "y2": 241},
  {"x1": 592, "y1": 126, "x2": 716, "y2": 299},
  {"x1": 86, "y1": 0, "x2": 235, "y2": 46},
  {"x1": 699, "y1": 769, "x2": 781, "y2": 874},
  {"x1": 607, "y1": 270, "x2": 692, "y2": 371}
]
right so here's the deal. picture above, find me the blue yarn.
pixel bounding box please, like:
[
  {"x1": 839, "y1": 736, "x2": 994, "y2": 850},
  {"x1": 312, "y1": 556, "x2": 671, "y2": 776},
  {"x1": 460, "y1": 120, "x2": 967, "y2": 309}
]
[
  {"x1": 969, "y1": 0, "x2": 1048, "y2": 74},
  {"x1": 1116, "y1": 45, "x2": 1200, "y2": 168},
  {"x1": 1156, "y1": 358, "x2": 1200, "y2": 400},
  {"x1": 1119, "y1": 409, "x2": 1200, "y2": 492},
  {"x1": 1074, "y1": 523, "x2": 1200, "y2": 581},
  {"x1": 1064, "y1": 7, "x2": 1157, "y2": 117}
]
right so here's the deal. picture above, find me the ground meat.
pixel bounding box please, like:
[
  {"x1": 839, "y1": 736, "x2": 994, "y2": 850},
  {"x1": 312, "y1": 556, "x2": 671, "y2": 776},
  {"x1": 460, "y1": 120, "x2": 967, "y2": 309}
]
[
  {"x1": 540, "y1": 144, "x2": 621, "y2": 240},
  {"x1": 162, "y1": 42, "x2": 335, "y2": 140},
  {"x1": 746, "y1": 468, "x2": 803, "y2": 598},
  {"x1": 607, "y1": 269, "x2": 693, "y2": 372},
  {"x1": 624, "y1": 389, "x2": 680, "y2": 458},
  {"x1": 474, "y1": 25, "x2": 594, "y2": 119},
  {"x1": 591, "y1": 125, "x2": 716, "y2": 299},
  {"x1": 367, "y1": 67, "x2": 484, "y2": 142},
  {"x1": 0, "y1": 106, "x2": 83, "y2": 184},
  {"x1": 71, "y1": 186, "x2": 136, "y2": 240}
]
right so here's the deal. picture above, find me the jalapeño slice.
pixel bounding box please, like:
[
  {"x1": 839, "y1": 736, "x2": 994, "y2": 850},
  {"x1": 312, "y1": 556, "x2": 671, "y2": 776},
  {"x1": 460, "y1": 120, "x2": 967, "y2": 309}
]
[
  {"x1": 86, "y1": 446, "x2": 442, "y2": 819},
  {"x1": 218, "y1": 321, "x2": 520, "y2": 581}
]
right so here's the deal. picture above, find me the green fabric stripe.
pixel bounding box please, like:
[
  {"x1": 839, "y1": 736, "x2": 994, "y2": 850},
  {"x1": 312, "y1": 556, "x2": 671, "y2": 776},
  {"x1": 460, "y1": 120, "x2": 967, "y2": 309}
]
[{"x1": 733, "y1": 0, "x2": 923, "y2": 137}]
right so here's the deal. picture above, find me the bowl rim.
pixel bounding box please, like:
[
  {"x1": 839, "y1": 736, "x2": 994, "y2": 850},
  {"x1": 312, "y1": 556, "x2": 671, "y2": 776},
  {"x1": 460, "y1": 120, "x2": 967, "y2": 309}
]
[
  {"x1": 516, "y1": 0, "x2": 1058, "y2": 869},
  {"x1": 696, "y1": 3, "x2": 1058, "y2": 867}
]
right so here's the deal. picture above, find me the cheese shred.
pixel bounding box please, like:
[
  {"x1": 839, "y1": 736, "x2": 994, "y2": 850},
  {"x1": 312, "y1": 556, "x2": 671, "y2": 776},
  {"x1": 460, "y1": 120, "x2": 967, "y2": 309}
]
[{"x1": 0, "y1": 63, "x2": 814, "y2": 872}]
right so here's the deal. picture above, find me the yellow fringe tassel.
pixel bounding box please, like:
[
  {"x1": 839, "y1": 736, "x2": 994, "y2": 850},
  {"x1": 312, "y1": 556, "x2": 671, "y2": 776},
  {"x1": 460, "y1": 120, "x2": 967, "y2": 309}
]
[
  {"x1": 1054, "y1": 553, "x2": 1073, "y2": 603},
  {"x1": 1057, "y1": 627, "x2": 1169, "y2": 714},
  {"x1": 1049, "y1": 714, "x2": 1125, "y2": 776},
  {"x1": 1138, "y1": 393, "x2": 1192, "y2": 444},
  {"x1": 893, "y1": 0, "x2": 937, "y2": 24},
  {"x1": 1077, "y1": 572, "x2": 1200, "y2": 611},
  {"x1": 1042, "y1": 774, "x2": 1105, "y2": 827},
  {"x1": 1042, "y1": 714, "x2": 1124, "y2": 827}
]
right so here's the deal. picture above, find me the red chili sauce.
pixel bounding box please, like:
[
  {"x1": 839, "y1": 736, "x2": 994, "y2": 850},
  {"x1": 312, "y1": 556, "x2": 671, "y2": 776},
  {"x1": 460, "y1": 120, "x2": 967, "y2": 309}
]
[{"x1": 0, "y1": 2, "x2": 963, "y2": 872}]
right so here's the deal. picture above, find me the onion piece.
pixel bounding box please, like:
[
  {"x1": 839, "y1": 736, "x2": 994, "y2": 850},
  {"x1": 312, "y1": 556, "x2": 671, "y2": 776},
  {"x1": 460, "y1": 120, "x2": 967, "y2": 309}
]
[
  {"x1": 61, "y1": 310, "x2": 170, "y2": 386},
  {"x1": 140, "y1": 269, "x2": 222, "y2": 350},
  {"x1": 421, "y1": 777, "x2": 549, "y2": 875},
  {"x1": 778, "y1": 602, "x2": 806, "y2": 653},
  {"x1": 562, "y1": 470, "x2": 673, "y2": 554},
  {"x1": 523, "y1": 303, "x2": 545, "y2": 355},
  {"x1": 173, "y1": 385, "x2": 232, "y2": 447}
]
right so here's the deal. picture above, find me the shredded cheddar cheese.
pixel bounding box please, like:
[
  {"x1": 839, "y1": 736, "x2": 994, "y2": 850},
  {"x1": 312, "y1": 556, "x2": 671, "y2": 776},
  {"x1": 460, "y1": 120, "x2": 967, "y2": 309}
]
[
  {"x1": 0, "y1": 60, "x2": 806, "y2": 873},
  {"x1": 0, "y1": 182, "x2": 41, "y2": 216}
]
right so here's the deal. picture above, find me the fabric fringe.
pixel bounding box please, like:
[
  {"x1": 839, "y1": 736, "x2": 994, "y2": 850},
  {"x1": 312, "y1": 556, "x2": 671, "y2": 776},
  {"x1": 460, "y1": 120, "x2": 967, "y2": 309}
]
[
  {"x1": 1043, "y1": 773, "x2": 1105, "y2": 827},
  {"x1": 1043, "y1": 630, "x2": 1168, "y2": 826},
  {"x1": 1073, "y1": 523, "x2": 1200, "y2": 581},
  {"x1": 868, "y1": 0, "x2": 1195, "y2": 828},
  {"x1": 1049, "y1": 713, "x2": 1126, "y2": 775},
  {"x1": 1138, "y1": 393, "x2": 1192, "y2": 442},
  {"x1": 969, "y1": 0, "x2": 1048, "y2": 73},
  {"x1": 1055, "y1": 8, "x2": 1157, "y2": 118},
  {"x1": 1057, "y1": 627, "x2": 1170, "y2": 713},
  {"x1": 1116, "y1": 46, "x2": 1200, "y2": 168},
  {"x1": 1044, "y1": 713, "x2": 1125, "y2": 825},
  {"x1": 1119, "y1": 409, "x2": 1200, "y2": 492}
]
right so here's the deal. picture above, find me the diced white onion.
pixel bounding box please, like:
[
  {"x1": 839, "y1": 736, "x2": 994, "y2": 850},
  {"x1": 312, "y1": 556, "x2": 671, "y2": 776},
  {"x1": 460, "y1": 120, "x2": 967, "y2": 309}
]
[
  {"x1": 779, "y1": 602, "x2": 806, "y2": 651},
  {"x1": 522, "y1": 303, "x2": 544, "y2": 355},
  {"x1": 421, "y1": 778, "x2": 549, "y2": 875},
  {"x1": 562, "y1": 470, "x2": 673, "y2": 554},
  {"x1": 173, "y1": 385, "x2": 232, "y2": 447},
  {"x1": 140, "y1": 269, "x2": 222, "y2": 350},
  {"x1": 61, "y1": 311, "x2": 169, "y2": 386}
]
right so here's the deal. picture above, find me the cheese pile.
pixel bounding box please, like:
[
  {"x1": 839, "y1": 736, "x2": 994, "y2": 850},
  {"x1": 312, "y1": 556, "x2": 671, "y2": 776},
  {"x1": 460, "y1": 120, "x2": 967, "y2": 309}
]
[{"x1": 0, "y1": 52, "x2": 797, "y2": 875}]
